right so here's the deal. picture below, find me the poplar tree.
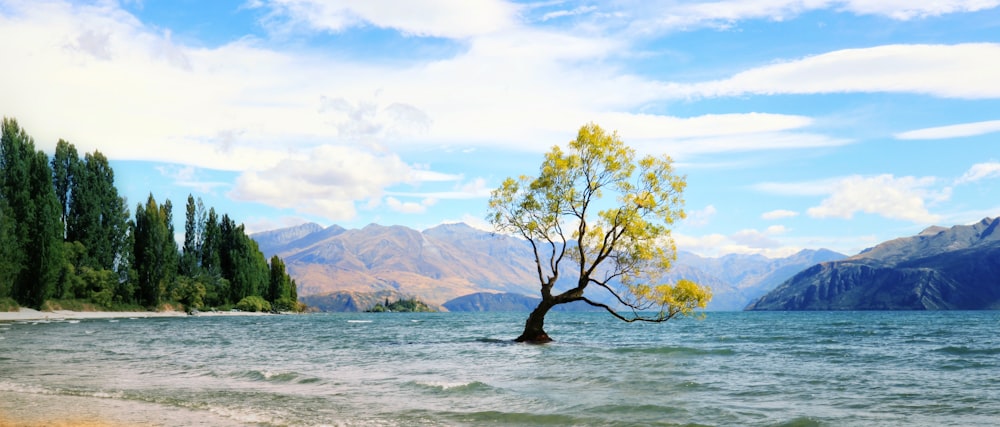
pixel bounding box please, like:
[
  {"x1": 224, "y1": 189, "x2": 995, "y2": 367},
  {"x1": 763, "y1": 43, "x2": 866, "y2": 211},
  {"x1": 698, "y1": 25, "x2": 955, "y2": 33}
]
[
  {"x1": 180, "y1": 194, "x2": 201, "y2": 276},
  {"x1": 0, "y1": 118, "x2": 64, "y2": 308},
  {"x1": 67, "y1": 151, "x2": 128, "y2": 272},
  {"x1": 51, "y1": 139, "x2": 78, "y2": 235},
  {"x1": 133, "y1": 194, "x2": 176, "y2": 307}
]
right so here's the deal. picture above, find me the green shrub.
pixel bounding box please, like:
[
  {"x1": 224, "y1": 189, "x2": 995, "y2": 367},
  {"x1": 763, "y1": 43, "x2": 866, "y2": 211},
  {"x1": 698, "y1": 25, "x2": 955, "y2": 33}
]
[{"x1": 236, "y1": 295, "x2": 271, "y2": 312}]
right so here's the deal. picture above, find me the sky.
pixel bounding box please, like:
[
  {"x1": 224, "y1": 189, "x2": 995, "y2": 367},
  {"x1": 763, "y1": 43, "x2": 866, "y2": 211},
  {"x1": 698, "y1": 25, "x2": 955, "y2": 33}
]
[{"x1": 1, "y1": 0, "x2": 999, "y2": 258}]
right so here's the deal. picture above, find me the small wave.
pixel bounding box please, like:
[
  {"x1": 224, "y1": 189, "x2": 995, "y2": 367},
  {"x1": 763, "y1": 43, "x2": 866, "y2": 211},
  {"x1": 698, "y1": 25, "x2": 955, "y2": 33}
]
[
  {"x1": 445, "y1": 410, "x2": 589, "y2": 425},
  {"x1": 408, "y1": 380, "x2": 495, "y2": 394},
  {"x1": 770, "y1": 416, "x2": 825, "y2": 427},
  {"x1": 347, "y1": 320, "x2": 372, "y2": 323},
  {"x1": 475, "y1": 337, "x2": 515, "y2": 345},
  {"x1": 613, "y1": 346, "x2": 735, "y2": 357},
  {"x1": 934, "y1": 346, "x2": 1000, "y2": 356},
  {"x1": 228, "y1": 369, "x2": 320, "y2": 384}
]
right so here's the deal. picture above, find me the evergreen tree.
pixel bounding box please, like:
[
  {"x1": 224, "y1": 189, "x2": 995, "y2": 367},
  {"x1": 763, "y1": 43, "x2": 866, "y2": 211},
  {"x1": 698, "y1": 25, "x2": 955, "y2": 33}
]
[
  {"x1": 160, "y1": 198, "x2": 178, "y2": 290},
  {"x1": 66, "y1": 150, "x2": 128, "y2": 272},
  {"x1": 268, "y1": 255, "x2": 285, "y2": 302},
  {"x1": 51, "y1": 139, "x2": 78, "y2": 236},
  {"x1": 0, "y1": 118, "x2": 65, "y2": 308},
  {"x1": 180, "y1": 194, "x2": 200, "y2": 276},
  {"x1": 201, "y1": 207, "x2": 221, "y2": 277},
  {"x1": 23, "y1": 151, "x2": 64, "y2": 307},
  {"x1": 133, "y1": 194, "x2": 176, "y2": 307},
  {"x1": 0, "y1": 199, "x2": 15, "y2": 299}
]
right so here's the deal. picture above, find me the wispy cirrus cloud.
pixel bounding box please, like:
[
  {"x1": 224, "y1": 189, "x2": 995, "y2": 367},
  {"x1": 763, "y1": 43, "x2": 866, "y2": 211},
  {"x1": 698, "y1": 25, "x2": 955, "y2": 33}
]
[
  {"x1": 674, "y1": 44, "x2": 1000, "y2": 100},
  {"x1": 249, "y1": 0, "x2": 519, "y2": 38},
  {"x1": 621, "y1": 0, "x2": 1000, "y2": 34},
  {"x1": 762, "y1": 209, "x2": 799, "y2": 220},
  {"x1": 956, "y1": 161, "x2": 1000, "y2": 184},
  {"x1": 895, "y1": 119, "x2": 1000, "y2": 140}
]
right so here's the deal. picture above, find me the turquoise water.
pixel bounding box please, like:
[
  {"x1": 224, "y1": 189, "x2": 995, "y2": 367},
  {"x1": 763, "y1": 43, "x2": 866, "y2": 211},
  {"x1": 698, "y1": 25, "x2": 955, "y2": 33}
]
[{"x1": 1, "y1": 311, "x2": 999, "y2": 426}]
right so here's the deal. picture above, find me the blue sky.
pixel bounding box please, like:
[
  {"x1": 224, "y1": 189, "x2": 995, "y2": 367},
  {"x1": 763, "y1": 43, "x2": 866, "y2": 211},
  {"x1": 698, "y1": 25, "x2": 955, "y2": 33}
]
[{"x1": 2, "y1": 0, "x2": 999, "y2": 257}]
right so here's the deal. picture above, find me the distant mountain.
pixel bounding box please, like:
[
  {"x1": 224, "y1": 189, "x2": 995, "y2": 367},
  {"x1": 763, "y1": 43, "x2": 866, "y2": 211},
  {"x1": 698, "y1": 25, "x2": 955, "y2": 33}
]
[
  {"x1": 674, "y1": 249, "x2": 846, "y2": 310},
  {"x1": 253, "y1": 222, "x2": 845, "y2": 312},
  {"x1": 747, "y1": 217, "x2": 1000, "y2": 310},
  {"x1": 254, "y1": 223, "x2": 541, "y2": 307},
  {"x1": 442, "y1": 292, "x2": 601, "y2": 312}
]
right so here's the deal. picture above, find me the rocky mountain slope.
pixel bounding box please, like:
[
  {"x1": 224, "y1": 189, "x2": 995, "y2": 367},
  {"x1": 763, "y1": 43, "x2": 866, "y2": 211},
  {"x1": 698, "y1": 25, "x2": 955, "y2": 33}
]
[
  {"x1": 254, "y1": 223, "x2": 540, "y2": 306},
  {"x1": 253, "y1": 222, "x2": 844, "y2": 311},
  {"x1": 747, "y1": 217, "x2": 1000, "y2": 310}
]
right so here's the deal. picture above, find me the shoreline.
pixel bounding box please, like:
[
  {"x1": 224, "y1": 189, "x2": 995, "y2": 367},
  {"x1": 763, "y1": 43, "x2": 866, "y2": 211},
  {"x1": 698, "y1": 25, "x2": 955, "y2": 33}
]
[{"x1": 0, "y1": 307, "x2": 270, "y2": 322}]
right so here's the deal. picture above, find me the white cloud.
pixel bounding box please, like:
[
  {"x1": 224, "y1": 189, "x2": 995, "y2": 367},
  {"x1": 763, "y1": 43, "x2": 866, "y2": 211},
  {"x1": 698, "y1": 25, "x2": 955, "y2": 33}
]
[
  {"x1": 228, "y1": 144, "x2": 413, "y2": 221},
  {"x1": 766, "y1": 225, "x2": 789, "y2": 234},
  {"x1": 627, "y1": 1, "x2": 1000, "y2": 33},
  {"x1": 957, "y1": 161, "x2": 1000, "y2": 184},
  {"x1": 836, "y1": 0, "x2": 1000, "y2": 20},
  {"x1": 155, "y1": 165, "x2": 229, "y2": 194},
  {"x1": 753, "y1": 179, "x2": 841, "y2": 197},
  {"x1": 541, "y1": 5, "x2": 598, "y2": 21},
  {"x1": 684, "y1": 205, "x2": 717, "y2": 227},
  {"x1": 806, "y1": 174, "x2": 944, "y2": 223},
  {"x1": 731, "y1": 228, "x2": 782, "y2": 249},
  {"x1": 680, "y1": 44, "x2": 1000, "y2": 100},
  {"x1": 387, "y1": 177, "x2": 492, "y2": 199},
  {"x1": 675, "y1": 227, "x2": 802, "y2": 258},
  {"x1": 895, "y1": 119, "x2": 1000, "y2": 140},
  {"x1": 253, "y1": 0, "x2": 519, "y2": 38},
  {"x1": 762, "y1": 209, "x2": 799, "y2": 220},
  {"x1": 385, "y1": 196, "x2": 437, "y2": 214}
]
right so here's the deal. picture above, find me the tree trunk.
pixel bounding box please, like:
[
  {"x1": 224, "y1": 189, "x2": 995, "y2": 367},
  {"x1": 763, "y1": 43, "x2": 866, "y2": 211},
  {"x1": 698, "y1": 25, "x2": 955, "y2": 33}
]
[{"x1": 515, "y1": 299, "x2": 555, "y2": 343}]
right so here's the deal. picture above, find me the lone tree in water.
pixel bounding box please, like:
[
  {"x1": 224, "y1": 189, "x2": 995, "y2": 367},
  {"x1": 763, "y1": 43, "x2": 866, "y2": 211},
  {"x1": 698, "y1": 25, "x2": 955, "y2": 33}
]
[{"x1": 488, "y1": 123, "x2": 712, "y2": 343}]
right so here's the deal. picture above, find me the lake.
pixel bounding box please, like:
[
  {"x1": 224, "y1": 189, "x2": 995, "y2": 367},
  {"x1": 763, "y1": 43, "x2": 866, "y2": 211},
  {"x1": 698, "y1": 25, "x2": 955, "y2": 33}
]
[{"x1": 1, "y1": 311, "x2": 998, "y2": 426}]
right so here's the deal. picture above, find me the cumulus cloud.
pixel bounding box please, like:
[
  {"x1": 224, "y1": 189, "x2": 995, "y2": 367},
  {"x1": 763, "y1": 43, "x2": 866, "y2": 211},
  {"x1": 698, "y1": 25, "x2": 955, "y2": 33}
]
[
  {"x1": 957, "y1": 161, "x2": 1000, "y2": 184},
  {"x1": 895, "y1": 119, "x2": 1000, "y2": 140},
  {"x1": 806, "y1": 174, "x2": 944, "y2": 223},
  {"x1": 4, "y1": 0, "x2": 996, "y2": 224},
  {"x1": 228, "y1": 144, "x2": 413, "y2": 221},
  {"x1": 675, "y1": 225, "x2": 801, "y2": 258},
  {"x1": 761, "y1": 209, "x2": 799, "y2": 220}
]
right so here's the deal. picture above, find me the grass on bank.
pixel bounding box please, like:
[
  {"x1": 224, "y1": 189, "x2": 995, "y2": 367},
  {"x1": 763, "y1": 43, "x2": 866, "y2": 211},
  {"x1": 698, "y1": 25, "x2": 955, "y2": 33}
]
[{"x1": 0, "y1": 297, "x2": 19, "y2": 312}]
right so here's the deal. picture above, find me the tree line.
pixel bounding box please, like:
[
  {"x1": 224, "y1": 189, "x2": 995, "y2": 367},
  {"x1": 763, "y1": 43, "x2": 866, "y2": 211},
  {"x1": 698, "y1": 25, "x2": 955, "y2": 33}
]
[{"x1": 0, "y1": 117, "x2": 299, "y2": 312}]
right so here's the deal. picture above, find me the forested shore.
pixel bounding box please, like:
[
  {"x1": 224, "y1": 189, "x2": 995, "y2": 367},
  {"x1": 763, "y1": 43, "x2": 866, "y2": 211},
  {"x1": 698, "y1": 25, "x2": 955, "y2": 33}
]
[{"x1": 0, "y1": 117, "x2": 301, "y2": 313}]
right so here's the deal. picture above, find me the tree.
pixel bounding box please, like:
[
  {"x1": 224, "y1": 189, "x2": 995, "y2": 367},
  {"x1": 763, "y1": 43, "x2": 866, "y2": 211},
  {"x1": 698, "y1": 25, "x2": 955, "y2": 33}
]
[
  {"x1": 133, "y1": 194, "x2": 176, "y2": 307},
  {"x1": 180, "y1": 194, "x2": 200, "y2": 277},
  {"x1": 67, "y1": 150, "x2": 128, "y2": 273},
  {"x1": 0, "y1": 118, "x2": 64, "y2": 308},
  {"x1": 51, "y1": 139, "x2": 79, "y2": 236},
  {"x1": 487, "y1": 123, "x2": 712, "y2": 343}
]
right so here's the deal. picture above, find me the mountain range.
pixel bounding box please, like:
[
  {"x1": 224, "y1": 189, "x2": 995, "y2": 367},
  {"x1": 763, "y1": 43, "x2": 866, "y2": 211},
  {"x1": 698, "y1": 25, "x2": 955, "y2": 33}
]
[
  {"x1": 252, "y1": 222, "x2": 845, "y2": 311},
  {"x1": 747, "y1": 217, "x2": 1000, "y2": 310}
]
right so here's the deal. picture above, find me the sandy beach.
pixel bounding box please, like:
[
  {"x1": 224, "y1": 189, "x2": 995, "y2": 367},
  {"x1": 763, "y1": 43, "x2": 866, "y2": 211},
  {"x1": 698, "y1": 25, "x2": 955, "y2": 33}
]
[{"x1": 0, "y1": 307, "x2": 270, "y2": 322}]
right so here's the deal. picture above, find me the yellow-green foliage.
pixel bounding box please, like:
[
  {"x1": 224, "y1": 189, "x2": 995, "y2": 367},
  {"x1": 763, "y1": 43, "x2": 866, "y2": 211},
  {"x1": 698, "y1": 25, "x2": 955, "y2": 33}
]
[
  {"x1": 488, "y1": 123, "x2": 712, "y2": 323},
  {"x1": 236, "y1": 295, "x2": 272, "y2": 313}
]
